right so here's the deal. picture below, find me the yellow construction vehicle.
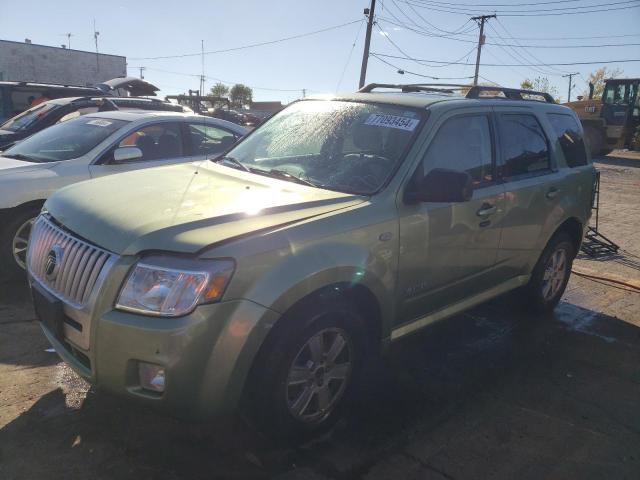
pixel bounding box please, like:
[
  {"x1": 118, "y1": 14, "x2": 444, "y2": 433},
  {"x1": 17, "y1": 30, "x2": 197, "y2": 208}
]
[{"x1": 565, "y1": 78, "x2": 639, "y2": 156}]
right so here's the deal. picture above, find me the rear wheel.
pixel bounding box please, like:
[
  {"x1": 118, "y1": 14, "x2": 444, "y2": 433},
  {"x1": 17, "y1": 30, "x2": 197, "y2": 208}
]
[
  {"x1": 244, "y1": 296, "x2": 368, "y2": 440},
  {"x1": 0, "y1": 207, "x2": 40, "y2": 279},
  {"x1": 522, "y1": 233, "x2": 575, "y2": 313}
]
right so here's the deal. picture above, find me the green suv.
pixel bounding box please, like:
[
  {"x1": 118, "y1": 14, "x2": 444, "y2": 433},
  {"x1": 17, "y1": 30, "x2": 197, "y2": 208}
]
[{"x1": 27, "y1": 85, "x2": 595, "y2": 437}]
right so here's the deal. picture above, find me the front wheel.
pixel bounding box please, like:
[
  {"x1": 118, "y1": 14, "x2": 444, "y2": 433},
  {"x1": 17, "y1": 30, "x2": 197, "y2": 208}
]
[
  {"x1": 0, "y1": 207, "x2": 40, "y2": 279},
  {"x1": 522, "y1": 233, "x2": 575, "y2": 313},
  {"x1": 244, "y1": 297, "x2": 367, "y2": 440}
]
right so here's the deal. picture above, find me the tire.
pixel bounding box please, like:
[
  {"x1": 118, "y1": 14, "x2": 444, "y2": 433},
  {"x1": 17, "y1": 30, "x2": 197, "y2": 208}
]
[
  {"x1": 0, "y1": 206, "x2": 41, "y2": 280},
  {"x1": 523, "y1": 233, "x2": 575, "y2": 313},
  {"x1": 243, "y1": 294, "x2": 369, "y2": 441}
]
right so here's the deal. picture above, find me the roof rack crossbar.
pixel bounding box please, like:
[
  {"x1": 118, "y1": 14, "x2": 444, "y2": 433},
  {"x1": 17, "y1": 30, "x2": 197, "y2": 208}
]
[{"x1": 465, "y1": 86, "x2": 555, "y2": 103}]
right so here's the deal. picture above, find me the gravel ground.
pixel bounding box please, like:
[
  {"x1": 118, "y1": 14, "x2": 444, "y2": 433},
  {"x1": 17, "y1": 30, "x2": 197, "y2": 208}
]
[{"x1": 1, "y1": 152, "x2": 639, "y2": 480}]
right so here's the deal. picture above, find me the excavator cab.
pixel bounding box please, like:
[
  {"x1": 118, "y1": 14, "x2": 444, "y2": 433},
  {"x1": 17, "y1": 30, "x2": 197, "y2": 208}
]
[{"x1": 599, "y1": 78, "x2": 639, "y2": 149}]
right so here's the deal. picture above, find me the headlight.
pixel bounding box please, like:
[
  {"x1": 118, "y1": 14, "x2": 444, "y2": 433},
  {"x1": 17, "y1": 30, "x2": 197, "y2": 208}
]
[{"x1": 115, "y1": 256, "x2": 235, "y2": 317}]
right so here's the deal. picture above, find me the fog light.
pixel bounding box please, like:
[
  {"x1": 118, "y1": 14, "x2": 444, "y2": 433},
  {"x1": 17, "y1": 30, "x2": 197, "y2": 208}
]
[{"x1": 139, "y1": 362, "x2": 165, "y2": 393}]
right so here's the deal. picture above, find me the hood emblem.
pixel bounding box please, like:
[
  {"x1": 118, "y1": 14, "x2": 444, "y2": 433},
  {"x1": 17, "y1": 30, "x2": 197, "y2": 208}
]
[{"x1": 44, "y1": 245, "x2": 64, "y2": 281}]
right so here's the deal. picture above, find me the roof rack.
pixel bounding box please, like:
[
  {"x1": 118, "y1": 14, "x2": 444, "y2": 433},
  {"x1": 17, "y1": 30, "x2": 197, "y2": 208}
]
[
  {"x1": 358, "y1": 83, "x2": 469, "y2": 94},
  {"x1": 465, "y1": 86, "x2": 555, "y2": 103},
  {"x1": 359, "y1": 83, "x2": 556, "y2": 104}
]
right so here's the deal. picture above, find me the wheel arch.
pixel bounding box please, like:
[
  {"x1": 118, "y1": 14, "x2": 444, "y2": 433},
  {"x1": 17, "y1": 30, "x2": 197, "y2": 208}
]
[{"x1": 550, "y1": 216, "x2": 584, "y2": 257}]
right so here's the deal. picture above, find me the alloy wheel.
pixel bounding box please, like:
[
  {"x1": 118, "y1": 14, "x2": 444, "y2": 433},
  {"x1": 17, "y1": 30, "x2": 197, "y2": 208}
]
[
  {"x1": 285, "y1": 327, "x2": 353, "y2": 423},
  {"x1": 542, "y1": 248, "x2": 567, "y2": 301},
  {"x1": 12, "y1": 217, "x2": 35, "y2": 270}
]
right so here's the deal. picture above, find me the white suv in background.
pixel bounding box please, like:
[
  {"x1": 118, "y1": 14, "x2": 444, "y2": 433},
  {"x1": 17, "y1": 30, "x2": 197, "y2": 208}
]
[{"x1": 0, "y1": 110, "x2": 247, "y2": 277}]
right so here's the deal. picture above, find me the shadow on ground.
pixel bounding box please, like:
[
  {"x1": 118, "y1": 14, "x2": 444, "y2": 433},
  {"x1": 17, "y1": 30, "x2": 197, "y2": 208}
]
[{"x1": 1, "y1": 293, "x2": 639, "y2": 479}]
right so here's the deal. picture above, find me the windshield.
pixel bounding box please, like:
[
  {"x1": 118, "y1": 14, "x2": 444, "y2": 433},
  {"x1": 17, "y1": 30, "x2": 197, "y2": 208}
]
[
  {"x1": 225, "y1": 100, "x2": 424, "y2": 194},
  {"x1": 0, "y1": 103, "x2": 59, "y2": 132},
  {"x1": 3, "y1": 116, "x2": 127, "y2": 163}
]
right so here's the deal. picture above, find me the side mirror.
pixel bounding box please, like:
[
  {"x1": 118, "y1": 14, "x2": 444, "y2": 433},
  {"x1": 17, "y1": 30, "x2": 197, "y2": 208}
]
[
  {"x1": 113, "y1": 146, "x2": 143, "y2": 163},
  {"x1": 405, "y1": 168, "x2": 473, "y2": 203}
]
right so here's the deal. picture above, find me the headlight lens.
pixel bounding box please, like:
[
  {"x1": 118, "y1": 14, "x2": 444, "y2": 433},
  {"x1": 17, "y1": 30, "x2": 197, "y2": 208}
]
[{"x1": 115, "y1": 256, "x2": 234, "y2": 317}]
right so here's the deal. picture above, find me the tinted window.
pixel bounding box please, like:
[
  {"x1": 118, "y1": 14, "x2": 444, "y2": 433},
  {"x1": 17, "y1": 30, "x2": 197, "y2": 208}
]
[
  {"x1": 0, "y1": 103, "x2": 58, "y2": 132},
  {"x1": 118, "y1": 122, "x2": 184, "y2": 161},
  {"x1": 422, "y1": 115, "x2": 493, "y2": 186},
  {"x1": 3, "y1": 116, "x2": 127, "y2": 162},
  {"x1": 547, "y1": 113, "x2": 588, "y2": 167},
  {"x1": 499, "y1": 114, "x2": 550, "y2": 177},
  {"x1": 188, "y1": 123, "x2": 238, "y2": 156}
]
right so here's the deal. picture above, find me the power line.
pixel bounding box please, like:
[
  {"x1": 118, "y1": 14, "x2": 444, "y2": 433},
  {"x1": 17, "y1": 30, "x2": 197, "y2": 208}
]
[
  {"x1": 336, "y1": 19, "x2": 367, "y2": 92},
  {"x1": 408, "y1": 0, "x2": 605, "y2": 6},
  {"x1": 371, "y1": 53, "x2": 474, "y2": 79},
  {"x1": 407, "y1": 0, "x2": 639, "y2": 10},
  {"x1": 398, "y1": 0, "x2": 640, "y2": 16},
  {"x1": 370, "y1": 52, "x2": 640, "y2": 66},
  {"x1": 127, "y1": 66, "x2": 302, "y2": 92},
  {"x1": 131, "y1": 19, "x2": 361, "y2": 60}
]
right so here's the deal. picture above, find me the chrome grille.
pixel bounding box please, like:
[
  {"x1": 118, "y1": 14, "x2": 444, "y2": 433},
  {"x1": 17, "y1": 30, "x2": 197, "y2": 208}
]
[{"x1": 27, "y1": 215, "x2": 114, "y2": 308}]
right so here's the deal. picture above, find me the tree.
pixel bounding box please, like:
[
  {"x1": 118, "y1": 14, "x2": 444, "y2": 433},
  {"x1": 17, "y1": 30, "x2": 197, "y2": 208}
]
[
  {"x1": 229, "y1": 84, "x2": 253, "y2": 108},
  {"x1": 582, "y1": 67, "x2": 623, "y2": 99},
  {"x1": 520, "y1": 76, "x2": 560, "y2": 102},
  {"x1": 210, "y1": 82, "x2": 229, "y2": 98}
]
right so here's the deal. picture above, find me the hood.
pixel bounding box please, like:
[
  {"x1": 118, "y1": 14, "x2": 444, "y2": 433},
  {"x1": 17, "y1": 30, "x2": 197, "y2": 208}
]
[
  {"x1": 0, "y1": 156, "x2": 50, "y2": 175},
  {"x1": 45, "y1": 162, "x2": 365, "y2": 256},
  {"x1": 96, "y1": 77, "x2": 159, "y2": 97}
]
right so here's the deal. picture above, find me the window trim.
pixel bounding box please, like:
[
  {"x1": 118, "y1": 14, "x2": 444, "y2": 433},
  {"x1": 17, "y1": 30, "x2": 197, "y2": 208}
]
[
  {"x1": 417, "y1": 111, "x2": 497, "y2": 190},
  {"x1": 496, "y1": 112, "x2": 553, "y2": 182}
]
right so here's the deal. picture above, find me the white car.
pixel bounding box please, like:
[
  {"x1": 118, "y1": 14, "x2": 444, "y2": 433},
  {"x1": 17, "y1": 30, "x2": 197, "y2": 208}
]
[{"x1": 0, "y1": 111, "x2": 247, "y2": 276}]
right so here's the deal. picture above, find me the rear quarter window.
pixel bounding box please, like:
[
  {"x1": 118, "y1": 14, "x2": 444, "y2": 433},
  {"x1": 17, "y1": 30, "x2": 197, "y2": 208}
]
[{"x1": 546, "y1": 113, "x2": 588, "y2": 168}]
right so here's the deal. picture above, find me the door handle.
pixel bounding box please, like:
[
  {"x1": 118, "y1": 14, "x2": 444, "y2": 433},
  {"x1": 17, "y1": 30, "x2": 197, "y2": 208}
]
[
  {"x1": 546, "y1": 187, "x2": 560, "y2": 199},
  {"x1": 476, "y1": 203, "x2": 497, "y2": 217}
]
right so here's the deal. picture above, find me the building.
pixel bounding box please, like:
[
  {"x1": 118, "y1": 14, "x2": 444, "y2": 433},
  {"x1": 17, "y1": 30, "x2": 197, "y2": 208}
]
[{"x1": 0, "y1": 39, "x2": 126, "y2": 86}]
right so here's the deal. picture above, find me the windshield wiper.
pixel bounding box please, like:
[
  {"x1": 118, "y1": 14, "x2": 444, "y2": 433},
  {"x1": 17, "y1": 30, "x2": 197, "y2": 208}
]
[
  {"x1": 214, "y1": 155, "x2": 251, "y2": 173},
  {"x1": 2, "y1": 153, "x2": 40, "y2": 163},
  {"x1": 254, "y1": 168, "x2": 318, "y2": 187}
]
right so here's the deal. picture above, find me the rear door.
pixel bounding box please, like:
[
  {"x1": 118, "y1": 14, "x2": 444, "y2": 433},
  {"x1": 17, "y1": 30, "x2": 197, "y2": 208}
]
[
  {"x1": 493, "y1": 108, "x2": 565, "y2": 278},
  {"x1": 396, "y1": 109, "x2": 506, "y2": 324},
  {"x1": 89, "y1": 120, "x2": 190, "y2": 178}
]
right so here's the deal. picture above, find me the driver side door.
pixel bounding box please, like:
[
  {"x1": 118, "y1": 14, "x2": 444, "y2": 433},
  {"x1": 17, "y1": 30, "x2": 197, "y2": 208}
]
[{"x1": 89, "y1": 121, "x2": 190, "y2": 178}]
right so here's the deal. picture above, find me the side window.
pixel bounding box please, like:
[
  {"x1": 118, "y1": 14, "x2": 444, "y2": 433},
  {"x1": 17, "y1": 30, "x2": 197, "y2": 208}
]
[
  {"x1": 187, "y1": 123, "x2": 238, "y2": 156},
  {"x1": 546, "y1": 113, "x2": 588, "y2": 167},
  {"x1": 422, "y1": 114, "x2": 493, "y2": 187},
  {"x1": 117, "y1": 122, "x2": 184, "y2": 161},
  {"x1": 498, "y1": 114, "x2": 550, "y2": 178}
]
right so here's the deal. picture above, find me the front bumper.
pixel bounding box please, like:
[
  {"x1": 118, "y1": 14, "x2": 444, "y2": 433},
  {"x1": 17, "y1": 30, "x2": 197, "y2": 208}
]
[{"x1": 37, "y1": 295, "x2": 280, "y2": 419}]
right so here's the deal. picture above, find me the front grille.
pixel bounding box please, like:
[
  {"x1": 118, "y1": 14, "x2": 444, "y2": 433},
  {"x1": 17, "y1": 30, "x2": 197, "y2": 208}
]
[{"x1": 27, "y1": 215, "x2": 114, "y2": 308}]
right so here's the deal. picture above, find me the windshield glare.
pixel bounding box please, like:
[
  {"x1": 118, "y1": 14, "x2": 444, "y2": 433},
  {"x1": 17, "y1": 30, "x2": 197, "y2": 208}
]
[
  {"x1": 227, "y1": 100, "x2": 423, "y2": 194},
  {"x1": 0, "y1": 103, "x2": 58, "y2": 132},
  {"x1": 3, "y1": 116, "x2": 127, "y2": 163}
]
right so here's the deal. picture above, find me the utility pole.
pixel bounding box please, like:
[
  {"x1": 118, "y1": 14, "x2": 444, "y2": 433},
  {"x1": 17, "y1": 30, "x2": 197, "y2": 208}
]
[
  {"x1": 66, "y1": 33, "x2": 73, "y2": 50},
  {"x1": 302, "y1": 88, "x2": 306, "y2": 98},
  {"x1": 139, "y1": 67, "x2": 146, "y2": 79},
  {"x1": 562, "y1": 72, "x2": 579, "y2": 102},
  {"x1": 200, "y1": 40, "x2": 205, "y2": 97},
  {"x1": 358, "y1": 0, "x2": 376, "y2": 89},
  {"x1": 471, "y1": 14, "x2": 496, "y2": 86},
  {"x1": 93, "y1": 19, "x2": 100, "y2": 72}
]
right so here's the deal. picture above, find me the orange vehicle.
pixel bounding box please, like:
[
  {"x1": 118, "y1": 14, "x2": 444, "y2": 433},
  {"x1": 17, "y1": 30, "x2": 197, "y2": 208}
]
[{"x1": 564, "y1": 78, "x2": 639, "y2": 156}]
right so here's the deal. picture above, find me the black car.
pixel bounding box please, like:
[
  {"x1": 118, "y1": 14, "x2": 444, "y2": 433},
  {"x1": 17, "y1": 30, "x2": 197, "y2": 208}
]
[{"x1": 0, "y1": 96, "x2": 189, "y2": 150}]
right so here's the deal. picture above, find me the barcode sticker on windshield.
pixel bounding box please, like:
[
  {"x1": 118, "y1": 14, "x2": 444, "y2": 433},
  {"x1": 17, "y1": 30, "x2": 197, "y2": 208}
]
[
  {"x1": 87, "y1": 119, "x2": 112, "y2": 127},
  {"x1": 364, "y1": 114, "x2": 419, "y2": 131}
]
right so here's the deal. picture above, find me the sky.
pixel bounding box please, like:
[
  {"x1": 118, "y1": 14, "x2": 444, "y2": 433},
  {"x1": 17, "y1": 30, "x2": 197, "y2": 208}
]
[{"x1": 0, "y1": 0, "x2": 639, "y2": 104}]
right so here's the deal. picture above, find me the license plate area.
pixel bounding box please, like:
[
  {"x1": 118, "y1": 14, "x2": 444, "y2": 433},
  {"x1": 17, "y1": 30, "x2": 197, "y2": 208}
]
[{"x1": 31, "y1": 283, "x2": 65, "y2": 343}]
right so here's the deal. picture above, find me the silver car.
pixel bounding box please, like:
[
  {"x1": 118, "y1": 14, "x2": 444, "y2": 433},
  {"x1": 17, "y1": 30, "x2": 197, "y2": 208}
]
[{"x1": 0, "y1": 111, "x2": 247, "y2": 276}]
